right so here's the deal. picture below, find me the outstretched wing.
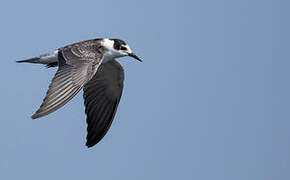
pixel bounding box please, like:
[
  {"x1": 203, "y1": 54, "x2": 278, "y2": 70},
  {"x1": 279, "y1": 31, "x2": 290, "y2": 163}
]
[
  {"x1": 83, "y1": 60, "x2": 124, "y2": 147},
  {"x1": 32, "y1": 42, "x2": 103, "y2": 119}
]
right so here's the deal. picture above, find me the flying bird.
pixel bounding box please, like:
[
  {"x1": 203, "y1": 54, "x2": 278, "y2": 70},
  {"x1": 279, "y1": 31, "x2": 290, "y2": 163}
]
[{"x1": 17, "y1": 38, "x2": 142, "y2": 147}]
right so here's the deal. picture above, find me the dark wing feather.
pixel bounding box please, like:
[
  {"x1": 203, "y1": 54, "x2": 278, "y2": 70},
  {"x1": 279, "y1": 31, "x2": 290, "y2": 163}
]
[
  {"x1": 83, "y1": 60, "x2": 124, "y2": 147},
  {"x1": 32, "y1": 42, "x2": 103, "y2": 119}
]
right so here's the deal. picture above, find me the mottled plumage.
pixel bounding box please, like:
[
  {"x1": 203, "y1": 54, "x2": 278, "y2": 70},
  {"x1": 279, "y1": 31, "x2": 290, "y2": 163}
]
[{"x1": 17, "y1": 38, "x2": 141, "y2": 147}]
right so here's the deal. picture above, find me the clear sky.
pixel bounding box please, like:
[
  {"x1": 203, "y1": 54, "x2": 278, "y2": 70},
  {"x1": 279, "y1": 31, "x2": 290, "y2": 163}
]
[{"x1": 0, "y1": 0, "x2": 289, "y2": 179}]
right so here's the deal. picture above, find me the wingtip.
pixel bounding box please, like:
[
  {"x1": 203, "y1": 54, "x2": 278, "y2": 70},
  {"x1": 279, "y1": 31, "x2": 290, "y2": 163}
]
[
  {"x1": 85, "y1": 142, "x2": 95, "y2": 148},
  {"x1": 86, "y1": 137, "x2": 105, "y2": 148},
  {"x1": 31, "y1": 113, "x2": 41, "y2": 119}
]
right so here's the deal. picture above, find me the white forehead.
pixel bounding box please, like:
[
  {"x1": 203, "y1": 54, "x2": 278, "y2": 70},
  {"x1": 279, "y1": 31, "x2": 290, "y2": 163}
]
[{"x1": 125, "y1": 44, "x2": 132, "y2": 53}]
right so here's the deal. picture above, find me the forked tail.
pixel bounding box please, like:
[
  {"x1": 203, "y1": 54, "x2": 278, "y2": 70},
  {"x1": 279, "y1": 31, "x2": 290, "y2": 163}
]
[{"x1": 16, "y1": 57, "x2": 40, "y2": 64}]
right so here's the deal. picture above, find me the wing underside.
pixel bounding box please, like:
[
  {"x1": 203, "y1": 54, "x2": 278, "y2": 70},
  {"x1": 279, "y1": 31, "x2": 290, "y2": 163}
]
[{"x1": 83, "y1": 60, "x2": 124, "y2": 147}]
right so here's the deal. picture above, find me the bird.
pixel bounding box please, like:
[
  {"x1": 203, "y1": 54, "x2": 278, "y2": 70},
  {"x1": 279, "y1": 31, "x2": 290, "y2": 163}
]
[{"x1": 16, "y1": 38, "x2": 142, "y2": 147}]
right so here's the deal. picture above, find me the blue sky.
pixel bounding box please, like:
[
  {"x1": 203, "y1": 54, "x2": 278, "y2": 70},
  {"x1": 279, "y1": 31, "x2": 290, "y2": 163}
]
[{"x1": 0, "y1": 0, "x2": 289, "y2": 179}]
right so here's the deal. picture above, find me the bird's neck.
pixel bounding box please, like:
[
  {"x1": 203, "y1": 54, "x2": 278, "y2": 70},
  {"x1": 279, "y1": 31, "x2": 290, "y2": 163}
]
[{"x1": 102, "y1": 50, "x2": 124, "y2": 63}]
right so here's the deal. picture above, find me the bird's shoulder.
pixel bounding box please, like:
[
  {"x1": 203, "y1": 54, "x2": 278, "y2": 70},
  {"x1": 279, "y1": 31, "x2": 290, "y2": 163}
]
[
  {"x1": 59, "y1": 38, "x2": 103, "y2": 50},
  {"x1": 58, "y1": 39, "x2": 104, "y2": 63}
]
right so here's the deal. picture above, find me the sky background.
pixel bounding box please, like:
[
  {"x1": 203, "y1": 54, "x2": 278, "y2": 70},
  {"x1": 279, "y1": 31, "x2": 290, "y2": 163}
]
[{"x1": 0, "y1": 0, "x2": 289, "y2": 179}]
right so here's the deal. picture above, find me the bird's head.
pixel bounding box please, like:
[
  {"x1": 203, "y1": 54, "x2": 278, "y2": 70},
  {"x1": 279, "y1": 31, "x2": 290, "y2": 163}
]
[{"x1": 101, "y1": 38, "x2": 142, "y2": 62}]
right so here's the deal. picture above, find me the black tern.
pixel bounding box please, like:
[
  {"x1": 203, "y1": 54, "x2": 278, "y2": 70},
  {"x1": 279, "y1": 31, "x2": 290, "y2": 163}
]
[{"x1": 17, "y1": 38, "x2": 141, "y2": 147}]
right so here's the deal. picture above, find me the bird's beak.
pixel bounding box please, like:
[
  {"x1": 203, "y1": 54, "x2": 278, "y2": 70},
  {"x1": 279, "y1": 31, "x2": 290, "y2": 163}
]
[{"x1": 128, "y1": 53, "x2": 142, "y2": 62}]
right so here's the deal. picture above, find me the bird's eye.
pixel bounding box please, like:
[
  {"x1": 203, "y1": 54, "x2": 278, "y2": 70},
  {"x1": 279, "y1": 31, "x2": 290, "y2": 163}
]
[
  {"x1": 120, "y1": 46, "x2": 127, "y2": 51},
  {"x1": 115, "y1": 45, "x2": 121, "y2": 50}
]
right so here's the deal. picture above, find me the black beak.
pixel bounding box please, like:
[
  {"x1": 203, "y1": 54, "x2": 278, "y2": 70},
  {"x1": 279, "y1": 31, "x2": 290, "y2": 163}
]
[{"x1": 128, "y1": 53, "x2": 142, "y2": 62}]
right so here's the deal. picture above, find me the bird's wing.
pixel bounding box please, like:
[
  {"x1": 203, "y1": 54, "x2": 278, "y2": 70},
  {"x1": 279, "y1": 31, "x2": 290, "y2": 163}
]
[
  {"x1": 32, "y1": 43, "x2": 103, "y2": 119},
  {"x1": 83, "y1": 60, "x2": 124, "y2": 147}
]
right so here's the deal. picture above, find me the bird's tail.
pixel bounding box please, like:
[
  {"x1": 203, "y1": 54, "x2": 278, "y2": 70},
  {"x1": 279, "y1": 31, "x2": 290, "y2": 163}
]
[
  {"x1": 16, "y1": 50, "x2": 59, "y2": 68},
  {"x1": 16, "y1": 57, "x2": 40, "y2": 64}
]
